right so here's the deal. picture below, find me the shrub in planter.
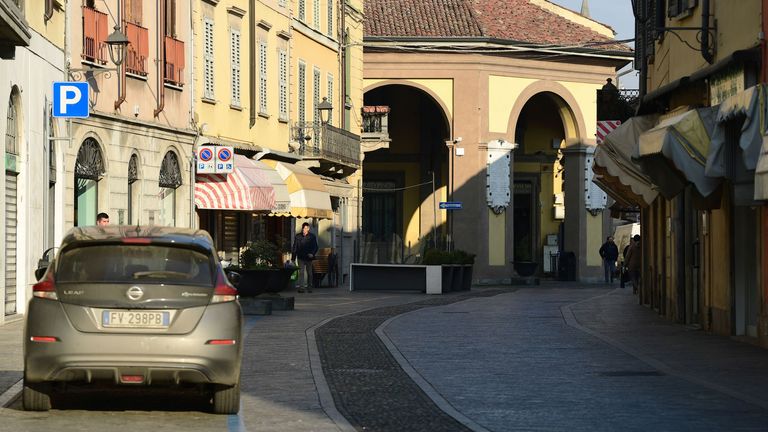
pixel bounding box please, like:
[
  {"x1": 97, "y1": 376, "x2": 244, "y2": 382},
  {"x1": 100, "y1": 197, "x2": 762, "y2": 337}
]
[
  {"x1": 452, "y1": 250, "x2": 475, "y2": 291},
  {"x1": 232, "y1": 240, "x2": 293, "y2": 296}
]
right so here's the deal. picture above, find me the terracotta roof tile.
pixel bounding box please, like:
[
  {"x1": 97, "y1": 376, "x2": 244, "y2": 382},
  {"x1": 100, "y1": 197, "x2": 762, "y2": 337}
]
[{"x1": 364, "y1": 0, "x2": 631, "y2": 53}]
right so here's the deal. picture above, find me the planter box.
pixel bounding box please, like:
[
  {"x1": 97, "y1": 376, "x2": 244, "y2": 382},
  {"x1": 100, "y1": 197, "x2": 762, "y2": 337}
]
[
  {"x1": 236, "y1": 268, "x2": 294, "y2": 296},
  {"x1": 350, "y1": 263, "x2": 472, "y2": 294}
]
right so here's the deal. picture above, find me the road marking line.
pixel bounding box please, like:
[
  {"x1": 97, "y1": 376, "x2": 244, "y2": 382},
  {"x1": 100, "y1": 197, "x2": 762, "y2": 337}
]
[{"x1": 0, "y1": 379, "x2": 22, "y2": 408}]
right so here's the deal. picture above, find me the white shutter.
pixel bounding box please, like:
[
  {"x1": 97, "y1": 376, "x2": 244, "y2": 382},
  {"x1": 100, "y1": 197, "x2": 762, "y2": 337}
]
[
  {"x1": 259, "y1": 41, "x2": 268, "y2": 114},
  {"x1": 313, "y1": 67, "x2": 321, "y2": 123},
  {"x1": 313, "y1": 0, "x2": 320, "y2": 29},
  {"x1": 230, "y1": 28, "x2": 241, "y2": 106},
  {"x1": 327, "y1": 0, "x2": 333, "y2": 37},
  {"x1": 327, "y1": 73, "x2": 334, "y2": 125},
  {"x1": 299, "y1": 0, "x2": 306, "y2": 21},
  {"x1": 4, "y1": 173, "x2": 17, "y2": 315},
  {"x1": 298, "y1": 61, "x2": 306, "y2": 124},
  {"x1": 279, "y1": 49, "x2": 288, "y2": 121},
  {"x1": 204, "y1": 18, "x2": 215, "y2": 99}
]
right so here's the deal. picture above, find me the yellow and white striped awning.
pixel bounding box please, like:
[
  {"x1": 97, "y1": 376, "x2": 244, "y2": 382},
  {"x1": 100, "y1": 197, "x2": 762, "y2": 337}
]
[{"x1": 262, "y1": 161, "x2": 333, "y2": 219}]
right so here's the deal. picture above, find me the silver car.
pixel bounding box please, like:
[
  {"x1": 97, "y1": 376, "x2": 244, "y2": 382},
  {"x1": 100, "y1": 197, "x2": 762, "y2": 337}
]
[{"x1": 23, "y1": 226, "x2": 243, "y2": 414}]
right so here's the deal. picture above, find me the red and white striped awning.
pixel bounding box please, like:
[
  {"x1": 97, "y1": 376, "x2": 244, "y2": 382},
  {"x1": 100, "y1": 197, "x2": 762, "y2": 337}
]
[{"x1": 195, "y1": 155, "x2": 276, "y2": 211}]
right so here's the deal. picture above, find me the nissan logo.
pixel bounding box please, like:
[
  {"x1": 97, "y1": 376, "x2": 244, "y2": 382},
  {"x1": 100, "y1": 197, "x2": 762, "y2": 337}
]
[{"x1": 126, "y1": 286, "x2": 144, "y2": 301}]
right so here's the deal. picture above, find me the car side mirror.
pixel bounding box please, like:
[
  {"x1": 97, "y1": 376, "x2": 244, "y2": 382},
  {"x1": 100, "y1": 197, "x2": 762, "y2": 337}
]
[{"x1": 226, "y1": 271, "x2": 241, "y2": 287}]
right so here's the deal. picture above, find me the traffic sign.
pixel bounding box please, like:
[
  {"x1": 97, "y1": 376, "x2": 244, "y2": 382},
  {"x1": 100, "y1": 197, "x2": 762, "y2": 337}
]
[
  {"x1": 216, "y1": 146, "x2": 234, "y2": 173},
  {"x1": 196, "y1": 146, "x2": 216, "y2": 174},
  {"x1": 52, "y1": 82, "x2": 89, "y2": 118},
  {"x1": 439, "y1": 202, "x2": 462, "y2": 210}
]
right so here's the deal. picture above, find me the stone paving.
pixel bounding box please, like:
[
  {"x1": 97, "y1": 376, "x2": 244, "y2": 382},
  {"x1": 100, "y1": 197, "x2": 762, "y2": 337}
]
[
  {"x1": 315, "y1": 289, "x2": 505, "y2": 432},
  {"x1": 384, "y1": 285, "x2": 768, "y2": 431}
]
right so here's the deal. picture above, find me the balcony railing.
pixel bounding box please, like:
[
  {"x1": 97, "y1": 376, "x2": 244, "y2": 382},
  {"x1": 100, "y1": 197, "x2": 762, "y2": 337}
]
[
  {"x1": 82, "y1": 6, "x2": 108, "y2": 64},
  {"x1": 293, "y1": 122, "x2": 361, "y2": 167},
  {"x1": 164, "y1": 36, "x2": 185, "y2": 86},
  {"x1": 125, "y1": 22, "x2": 148, "y2": 76},
  {"x1": 362, "y1": 106, "x2": 389, "y2": 135}
]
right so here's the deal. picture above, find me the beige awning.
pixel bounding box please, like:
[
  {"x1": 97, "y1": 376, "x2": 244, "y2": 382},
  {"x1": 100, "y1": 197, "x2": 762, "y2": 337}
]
[
  {"x1": 262, "y1": 160, "x2": 333, "y2": 219},
  {"x1": 592, "y1": 115, "x2": 659, "y2": 207},
  {"x1": 638, "y1": 107, "x2": 720, "y2": 198}
]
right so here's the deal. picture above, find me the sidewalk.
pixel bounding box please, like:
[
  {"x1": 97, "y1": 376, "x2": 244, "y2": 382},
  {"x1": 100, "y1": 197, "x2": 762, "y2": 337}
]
[{"x1": 0, "y1": 317, "x2": 23, "y2": 403}]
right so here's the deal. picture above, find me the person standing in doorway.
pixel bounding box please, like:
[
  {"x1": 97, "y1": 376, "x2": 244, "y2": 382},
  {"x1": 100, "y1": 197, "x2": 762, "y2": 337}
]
[
  {"x1": 96, "y1": 213, "x2": 110, "y2": 226},
  {"x1": 624, "y1": 235, "x2": 642, "y2": 294},
  {"x1": 292, "y1": 222, "x2": 318, "y2": 293},
  {"x1": 598, "y1": 236, "x2": 619, "y2": 285}
]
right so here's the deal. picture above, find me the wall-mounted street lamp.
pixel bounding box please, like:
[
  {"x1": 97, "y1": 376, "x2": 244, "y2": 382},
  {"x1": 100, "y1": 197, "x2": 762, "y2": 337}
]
[
  {"x1": 105, "y1": 25, "x2": 130, "y2": 67},
  {"x1": 317, "y1": 97, "x2": 333, "y2": 125}
]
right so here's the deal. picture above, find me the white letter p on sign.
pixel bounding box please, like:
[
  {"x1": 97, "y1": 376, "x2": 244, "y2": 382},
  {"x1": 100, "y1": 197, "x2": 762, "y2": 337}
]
[{"x1": 60, "y1": 85, "x2": 82, "y2": 114}]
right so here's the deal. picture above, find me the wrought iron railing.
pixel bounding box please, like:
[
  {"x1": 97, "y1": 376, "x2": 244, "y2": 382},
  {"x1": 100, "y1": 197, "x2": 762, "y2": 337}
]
[
  {"x1": 292, "y1": 122, "x2": 361, "y2": 167},
  {"x1": 164, "y1": 36, "x2": 185, "y2": 86},
  {"x1": 361, "y1": 106, "x2": 390, "y2": 137},
  {"x1": 125, "y1": 22, "x2": 149, "y2": 75}
]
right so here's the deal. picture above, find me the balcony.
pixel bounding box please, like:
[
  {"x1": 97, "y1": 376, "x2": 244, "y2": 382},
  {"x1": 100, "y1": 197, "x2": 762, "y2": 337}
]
[
  {"x1": 292, "y1": 122, "x2": 361, "y2": 177},
  {"x1": 82, "y1": 6, "x2": 108, "y2": 64},
  {"x1": 164, "y1": 36, "x2": 185, "y2": 86},
  {"x1": 0, "y1": 0, "x2": 31, "y2": 58},
  {"x1": 125, "y1": 22, "x2": 149, "y2": 76},
  {"x1": 361, "y1": 106, "x2": 391, "y2": 153}
]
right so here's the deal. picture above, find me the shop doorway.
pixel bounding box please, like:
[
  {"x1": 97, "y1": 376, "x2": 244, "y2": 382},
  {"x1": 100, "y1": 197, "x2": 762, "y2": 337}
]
[{"x1": 513, "y1": 178, "x2": 538, "y2": 263}]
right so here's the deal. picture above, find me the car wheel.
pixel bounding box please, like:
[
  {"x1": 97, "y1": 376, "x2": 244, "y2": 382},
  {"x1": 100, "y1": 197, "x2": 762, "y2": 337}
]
[
  {"x1": 22, "y1": 381, "x2": 51, "y2": 411},
  {"x1": 212, "y1": 382, "x2": 240, "y2": 414}
]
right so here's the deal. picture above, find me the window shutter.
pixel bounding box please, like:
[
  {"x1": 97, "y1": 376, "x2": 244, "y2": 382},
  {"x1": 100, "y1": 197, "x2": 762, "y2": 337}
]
[
  {"x1": 204, "y1": 18, "x2": 215, "y2": 99},
  {"x1": 327, "y1": 0, "x2": 333, "y2": 37},
  {"x1": 259, "y1": 41, "x2": 268, "y2": 114},
  {"x1": 299, "y1": 0, "x2": 306, "y2": 21},
  {"x1": 230, "y1": 29, "x2": 241, "y2": 106},
  {"x1": 313, "y1": 67, "x2": 321, "y2": 123},
  {"x1": 327, "y1": 73, "x2": 333, "y2": 125},
  {"x1": 279, "y1": 49, "x2": 288, "y2": 121},
  {"x1": 166, "y1": 0, "x2": 177, "y2": 37},
  {"x1": 313, "y1": 0, "x2": 320, "y2": 29},
  {"x1": 298, "y1": 61, "x2": 306, "y2": 124}
]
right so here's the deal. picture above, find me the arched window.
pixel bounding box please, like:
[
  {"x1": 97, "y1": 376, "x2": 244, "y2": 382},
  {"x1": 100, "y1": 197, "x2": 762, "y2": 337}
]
[
  {"x1": 74, "y1": 138, "x2": 104, "y2": 226},
  {"x1": 128, "y1": 154, "x2": 139, "y2": 224},
  {"x1": 158, "y1": 151, "x2": 181, "y2": 226}
]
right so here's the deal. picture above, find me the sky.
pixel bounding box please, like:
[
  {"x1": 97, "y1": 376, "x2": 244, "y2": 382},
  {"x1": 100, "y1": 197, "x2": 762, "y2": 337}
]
[{"x1": 548, "y1": 0, "x2": 639, "y2": 89}]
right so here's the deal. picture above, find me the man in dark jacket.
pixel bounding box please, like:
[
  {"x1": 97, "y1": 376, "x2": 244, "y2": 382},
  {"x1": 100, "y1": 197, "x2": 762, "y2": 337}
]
[
  {"x1": 292, "y1": 222, "x2": 318, "y2": 293},
  {"x1": 598, "y1": 236, "x2": 619, "y2": 285}
]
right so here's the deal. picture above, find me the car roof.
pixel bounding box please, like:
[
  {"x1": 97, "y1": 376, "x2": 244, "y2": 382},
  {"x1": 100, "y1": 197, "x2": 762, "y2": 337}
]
[{"x1": 60, "y1": 226, "x2": 214, "y2": 250}]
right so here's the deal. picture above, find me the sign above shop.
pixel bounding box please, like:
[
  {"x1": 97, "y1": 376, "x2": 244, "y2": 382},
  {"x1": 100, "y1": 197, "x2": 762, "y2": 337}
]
[{"x1": 196, "y1": 145, "x2": 234, "y2": 174}]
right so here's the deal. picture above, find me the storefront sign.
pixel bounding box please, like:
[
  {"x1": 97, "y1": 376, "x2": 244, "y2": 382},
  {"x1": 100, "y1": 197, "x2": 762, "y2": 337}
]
[{"x1": 709, "y1": 66, "x2": 744, "y2": 106}]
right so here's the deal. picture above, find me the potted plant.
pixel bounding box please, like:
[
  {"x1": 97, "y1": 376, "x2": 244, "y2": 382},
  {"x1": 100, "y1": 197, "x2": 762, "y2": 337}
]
[
  {"x1": 453, "y1": 249, "x2": 475, "y2": 291},
  {"x1": 230, "y1": 240, "x2": 295, "y2": 296}
]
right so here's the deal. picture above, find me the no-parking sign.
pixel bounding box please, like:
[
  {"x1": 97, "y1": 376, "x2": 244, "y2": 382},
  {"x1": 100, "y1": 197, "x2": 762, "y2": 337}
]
[
  {"x1": 196, "y1": 146, "x2": 216, "y2": 174},
  {"x1": 216, "y1": 147, "x2": 234, "y2": 173}
]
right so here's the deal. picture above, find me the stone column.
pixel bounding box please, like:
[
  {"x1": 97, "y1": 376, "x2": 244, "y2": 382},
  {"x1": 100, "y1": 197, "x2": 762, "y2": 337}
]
[{"x1": 561, "y1": 144, "x2": 603, "y2": 282}]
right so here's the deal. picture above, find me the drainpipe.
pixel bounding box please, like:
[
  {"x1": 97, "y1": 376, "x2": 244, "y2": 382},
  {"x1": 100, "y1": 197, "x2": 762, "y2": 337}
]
[
  {"x1": 340, "y1": 0, "x2": 346, "y2": 130},
  {"x1": 114, "y1": 0, "x2": 126, "y2": 110},
  {"x1": 701, "y1": 0, "x2": 714, "y2": 64},
  {"x1": 154, "y1": 0, "x2": 166, "y2": 117}
]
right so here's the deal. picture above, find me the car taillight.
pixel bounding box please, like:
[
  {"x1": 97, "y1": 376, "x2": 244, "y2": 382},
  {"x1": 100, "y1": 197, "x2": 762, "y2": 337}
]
[
  {"x1": 32, "y1": 273, "x2": 58, "y2": 300},
  {"x1": 211, "y1": 271, "x2": 238, "y2": 303}
]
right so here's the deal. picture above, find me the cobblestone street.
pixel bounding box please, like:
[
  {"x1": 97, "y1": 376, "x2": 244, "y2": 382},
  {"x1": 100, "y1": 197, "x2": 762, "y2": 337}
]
[{"x1": 3, "y1": 284, "x2": 768, "y2": 431}]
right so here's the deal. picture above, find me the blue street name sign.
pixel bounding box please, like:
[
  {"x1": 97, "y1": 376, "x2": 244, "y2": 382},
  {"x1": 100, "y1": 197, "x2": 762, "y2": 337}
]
[
  {"x1": 439, "y1": 201, "x2": 462, "y2": 210},
  {"x1": 52, "y1": 82, "x2": 90, "y2": 118}
]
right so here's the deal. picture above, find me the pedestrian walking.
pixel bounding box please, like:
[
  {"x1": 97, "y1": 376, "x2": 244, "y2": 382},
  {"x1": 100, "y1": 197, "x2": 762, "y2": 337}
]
[
  {"x1": 598, "y1": 236, "x2": 619, "y2": 285},
  {"x1": 624, "y1": 234, "x2": 642, "y2": 294},
  {"x1": 291, "y1": 222, "x2": 318, "y2": 293},
  {"x1": 96, "y1": 212, "x2": 110, "y2": 226}
]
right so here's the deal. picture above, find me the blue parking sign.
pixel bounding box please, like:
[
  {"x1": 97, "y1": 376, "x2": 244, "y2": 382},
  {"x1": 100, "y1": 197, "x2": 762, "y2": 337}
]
[{"x1": 52, "y1": 82, "x2": 90, "y2": 118}]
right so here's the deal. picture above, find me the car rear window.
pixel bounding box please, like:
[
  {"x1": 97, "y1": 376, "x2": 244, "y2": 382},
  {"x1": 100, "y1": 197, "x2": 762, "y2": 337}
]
[{"x1": 55, "y1": 244, "x2": 214, "y2": 286}]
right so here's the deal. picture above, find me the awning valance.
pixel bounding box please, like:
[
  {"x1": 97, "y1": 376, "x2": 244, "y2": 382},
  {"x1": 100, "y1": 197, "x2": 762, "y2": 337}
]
[
  {"x1": 638, "y1": 107, "x2": 720, "y2": 198},
  {"x1": 592, "y1": 115, "x2": 659, "y2": 207},
  {"x1": 195, "y1": 155, "x2": 275, "y2": 211},
  {"x1": 263, "y1": 161, "x2": 333, "y2": 219},
  {"x1": 707, "y1": 84, "x2": 766, "y2": 178}
]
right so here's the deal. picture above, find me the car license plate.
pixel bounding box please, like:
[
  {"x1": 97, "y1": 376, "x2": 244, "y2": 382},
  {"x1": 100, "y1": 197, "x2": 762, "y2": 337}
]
[{"x1": 102, "y1": 310, "x2": 170, "y2": 329}]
